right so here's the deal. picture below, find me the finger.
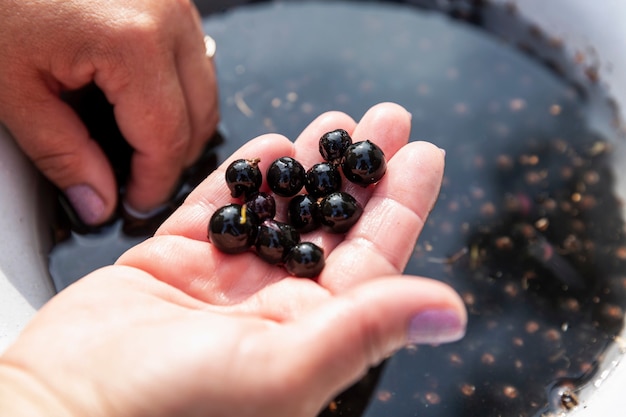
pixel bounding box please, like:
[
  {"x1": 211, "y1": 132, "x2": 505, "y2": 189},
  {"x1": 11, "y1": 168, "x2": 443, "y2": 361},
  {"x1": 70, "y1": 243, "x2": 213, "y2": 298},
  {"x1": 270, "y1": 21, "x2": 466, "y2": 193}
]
[
  {"x1": 278, "y1": 277, "x2": 466, "y2": 408},
  {"x1": 293, "y1": 102, "x2": 413, "y2": 260},
  {"x1": 256, "y1": 110, "x2": 356, "y2": 225},
  {"x1": 155, "y1": 133, "x2": 296, "y2": 240},
  {"x1": 292, "y1": 102, "x2": 410, "y2": 172},
  {"x1": 156, "y1": 108, "x2": 364, "y2": 240},
  {"x1": 101, "y1": 42, "x2": 191, "y2": 214},
  {"x1": 292, "y1": 110, "x2": 357, "y2": 169},
  {"x1": 116, "y1": 234, "x2": 288, "y2": 305},
  {"x1": 5, "y1": 87, "x2": 117, "y2": 225},
  {"x1": 320, "y1": 141, "x2": 445, "y2": 291},
  {"x1": 174, "y1": 9, "x2": 220, "y2": 165},
  {"x1": 338, "y1": 101, "x2": 413, "y2": 204}
]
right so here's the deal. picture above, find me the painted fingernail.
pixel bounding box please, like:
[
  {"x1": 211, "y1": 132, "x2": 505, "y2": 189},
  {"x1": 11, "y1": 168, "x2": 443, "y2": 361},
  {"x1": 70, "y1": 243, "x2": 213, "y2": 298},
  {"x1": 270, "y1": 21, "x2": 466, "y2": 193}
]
[
  {"x1": 65, "y1": 184, "x2": 106, "y2": 225},
  {"x1": 407, "y1": 309, "x2": 465, "y2": 345}
]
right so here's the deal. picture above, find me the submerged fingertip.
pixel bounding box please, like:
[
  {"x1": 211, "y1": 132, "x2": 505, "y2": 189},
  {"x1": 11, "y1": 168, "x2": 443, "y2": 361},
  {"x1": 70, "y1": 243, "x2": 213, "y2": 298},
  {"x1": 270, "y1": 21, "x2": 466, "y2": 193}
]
[{"x1": 122, "y1": 200, "x2": 169, "y2": 220}]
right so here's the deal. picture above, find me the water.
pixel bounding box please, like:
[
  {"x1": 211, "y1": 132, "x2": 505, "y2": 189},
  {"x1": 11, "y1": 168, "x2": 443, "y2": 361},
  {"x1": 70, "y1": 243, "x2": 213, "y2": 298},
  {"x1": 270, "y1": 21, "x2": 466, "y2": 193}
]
[
  {"x1": 48, "y1": 83, "x2": 221, "y2": 289},
  {"x1": 49, "y1": 1, "x2": 626, "y2": 416}
]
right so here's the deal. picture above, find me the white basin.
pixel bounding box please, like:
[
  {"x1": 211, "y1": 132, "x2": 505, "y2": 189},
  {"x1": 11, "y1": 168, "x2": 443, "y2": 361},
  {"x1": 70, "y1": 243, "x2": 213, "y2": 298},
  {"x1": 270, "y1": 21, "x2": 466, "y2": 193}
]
[{"x1": 0, "y1": 126, "x2": 55, "y2": 353}]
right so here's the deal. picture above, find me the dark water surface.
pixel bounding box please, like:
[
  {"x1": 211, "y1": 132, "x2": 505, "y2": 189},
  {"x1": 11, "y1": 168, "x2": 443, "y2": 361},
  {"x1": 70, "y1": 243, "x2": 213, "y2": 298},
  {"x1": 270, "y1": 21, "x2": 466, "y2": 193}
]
[{"x1": 49, "y1": 2, "x2": 626, "y2": 416}]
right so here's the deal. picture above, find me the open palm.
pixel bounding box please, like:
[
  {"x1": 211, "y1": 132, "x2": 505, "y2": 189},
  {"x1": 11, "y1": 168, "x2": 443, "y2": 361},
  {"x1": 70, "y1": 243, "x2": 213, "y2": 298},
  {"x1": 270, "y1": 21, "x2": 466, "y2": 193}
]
[{"x1": 0, "y1": 103, "x2": 465, "y2": 417}]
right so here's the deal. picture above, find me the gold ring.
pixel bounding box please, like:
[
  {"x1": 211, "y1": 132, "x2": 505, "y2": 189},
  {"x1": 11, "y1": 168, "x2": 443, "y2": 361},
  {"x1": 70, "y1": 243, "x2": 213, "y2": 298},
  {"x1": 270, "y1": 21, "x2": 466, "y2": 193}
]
[{"x1": 204, "y1": 35, "x2": 216, "y2": 59}]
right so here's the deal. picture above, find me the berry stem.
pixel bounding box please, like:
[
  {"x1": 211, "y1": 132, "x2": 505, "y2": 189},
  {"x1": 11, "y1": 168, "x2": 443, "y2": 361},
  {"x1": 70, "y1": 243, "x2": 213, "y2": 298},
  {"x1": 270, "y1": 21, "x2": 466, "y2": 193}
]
[
  {"x1": 240, "y1": 204, "x2": 248, "y2": 225},
  {"x1": 246, "y1": 157, "x2": 261, "y2": 168}
]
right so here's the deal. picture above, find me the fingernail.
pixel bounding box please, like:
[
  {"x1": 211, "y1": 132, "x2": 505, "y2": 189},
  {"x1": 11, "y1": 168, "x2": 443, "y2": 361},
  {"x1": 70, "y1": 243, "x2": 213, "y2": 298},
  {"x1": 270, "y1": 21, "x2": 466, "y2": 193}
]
[
  {"x1": 407, "y1": 309, "x2": 465, "y2": 345},
  {"x1": 122, "y1": 200, "x2": 168, "y2": 220},
  {"x1": 439, "y1": 147, "x2": 446, "y2": 157},
  {"x1": 65, "y1": 184, "x2": 106, "y2": 225}
]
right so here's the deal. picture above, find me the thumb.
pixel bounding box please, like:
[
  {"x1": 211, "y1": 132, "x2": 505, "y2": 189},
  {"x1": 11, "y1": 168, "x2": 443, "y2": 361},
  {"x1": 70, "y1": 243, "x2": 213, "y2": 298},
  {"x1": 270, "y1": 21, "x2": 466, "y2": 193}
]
[
  {"x1": 7, "y1": 89, "x2": 117, "y2": 225},
  {"x1": 286, "y1": 277, "x2": 466, "y2": 409}
]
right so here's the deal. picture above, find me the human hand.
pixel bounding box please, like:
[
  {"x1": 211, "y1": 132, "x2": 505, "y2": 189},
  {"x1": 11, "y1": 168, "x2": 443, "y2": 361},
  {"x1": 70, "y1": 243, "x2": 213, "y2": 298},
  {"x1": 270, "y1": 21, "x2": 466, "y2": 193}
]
[
  {"x1": 0, "y1": 103, "x2": 465, "y2": 417},
  {"x1": 0, "y1": 0, "x2": 219, "y2": 225}
]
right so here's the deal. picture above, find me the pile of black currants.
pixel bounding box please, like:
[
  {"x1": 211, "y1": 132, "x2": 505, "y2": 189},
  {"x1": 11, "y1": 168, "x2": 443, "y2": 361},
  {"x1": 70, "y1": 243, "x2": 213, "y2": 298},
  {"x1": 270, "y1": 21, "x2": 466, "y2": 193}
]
[{"x1": 208, "y1": 129, "x2": 387, "y2": 278}]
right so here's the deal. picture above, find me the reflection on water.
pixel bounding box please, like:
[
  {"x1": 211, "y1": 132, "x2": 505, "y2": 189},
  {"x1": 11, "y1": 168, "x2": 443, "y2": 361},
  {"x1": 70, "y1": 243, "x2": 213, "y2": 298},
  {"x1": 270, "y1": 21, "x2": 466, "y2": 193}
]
[{"x1": 50, "y1": 2, "x2": 626, "y2": 416}]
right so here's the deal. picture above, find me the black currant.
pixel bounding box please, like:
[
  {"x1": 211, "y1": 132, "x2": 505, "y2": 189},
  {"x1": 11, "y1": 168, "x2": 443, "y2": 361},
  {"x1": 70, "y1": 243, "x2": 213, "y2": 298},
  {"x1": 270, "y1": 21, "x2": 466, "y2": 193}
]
[
  {"x1": 287, "y1": 194, "x2": 321, "y2": 233},
  {"x1": 245, "y1": 192, "x2": 276, "y2": 221},
  {"x1": 208, "y1": 204, "x2": 259, "y2": 254},
  {"x1": 319, "y1": 191, "x2": 363, "y2": 233},
  {"x1": 254, "y1": 220, "x2": 301, "y2": 264},
  {"x1": 284, "y1": 242, "x2": 325, "y2": 278},
  {"x1": 305, "y1": 162, "x2": 342, "y2": 197},
  {"x1": 319, "y1": 129, "x2": 352, "y2": 163},
  {"x1": 341, "y1": 140, "x2": 387, "y2": 186},
  {"x1": 225, "y1": 158, "x2": 262, "y2": 198},
  {"x1": 266, "y1": 156, "x2": 306, "y2": 197}
]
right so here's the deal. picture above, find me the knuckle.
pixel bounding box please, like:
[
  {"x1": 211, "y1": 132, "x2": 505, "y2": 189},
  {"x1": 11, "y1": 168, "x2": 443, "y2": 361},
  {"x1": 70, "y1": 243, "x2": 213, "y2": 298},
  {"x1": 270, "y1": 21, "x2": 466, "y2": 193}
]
[
  {"x1": 150, "y1": 107, "x2": 192, "y2": 157},
  {"x1": 32, "y1": 149, "x2": 83, "y2": 185},
  {"x1": 146, "y1": 121, "x2": 190, "y2": 158},
  {"x1": 195, "y1": 108, "x2": 220, "y2": 142},
  {"x1": 162, "y1": 133, "x2": 190, "y2": 156}
]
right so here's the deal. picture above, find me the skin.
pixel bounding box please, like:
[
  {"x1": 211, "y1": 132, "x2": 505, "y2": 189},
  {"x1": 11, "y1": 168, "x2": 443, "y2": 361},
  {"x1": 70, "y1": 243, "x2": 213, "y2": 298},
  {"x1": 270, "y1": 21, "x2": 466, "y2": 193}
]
[
  {"x1": 0, "y1": 103, "x2": 466, "y2": 417},
  {"x1": 0, "y1": 0, "x2": 219, "y2": 223}
]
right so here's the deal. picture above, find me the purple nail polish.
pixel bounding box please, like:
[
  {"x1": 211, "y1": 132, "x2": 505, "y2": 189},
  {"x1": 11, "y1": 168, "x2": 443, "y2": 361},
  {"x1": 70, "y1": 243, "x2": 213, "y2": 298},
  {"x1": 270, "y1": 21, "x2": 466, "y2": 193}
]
[
  {"x1": 407, "y1": 309, "x2": 465, "y2": 345},
  {"x1": 65, "y1": 184, "x2": 105, "y2": 225}
]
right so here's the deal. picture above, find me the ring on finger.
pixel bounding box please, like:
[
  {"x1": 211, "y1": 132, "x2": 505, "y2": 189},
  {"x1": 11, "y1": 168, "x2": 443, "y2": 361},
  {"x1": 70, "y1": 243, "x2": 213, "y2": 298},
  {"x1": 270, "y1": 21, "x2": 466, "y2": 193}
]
[{"x1": 204, "y1": 35, "x2": 216, "y2": 59}]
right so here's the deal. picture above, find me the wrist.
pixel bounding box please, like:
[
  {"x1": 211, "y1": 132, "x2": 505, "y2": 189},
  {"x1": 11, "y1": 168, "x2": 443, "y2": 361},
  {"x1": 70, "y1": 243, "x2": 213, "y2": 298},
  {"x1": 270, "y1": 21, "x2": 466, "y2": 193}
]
[{"x1": 0, "y1": 361, "x2": 75, "y2": 417}]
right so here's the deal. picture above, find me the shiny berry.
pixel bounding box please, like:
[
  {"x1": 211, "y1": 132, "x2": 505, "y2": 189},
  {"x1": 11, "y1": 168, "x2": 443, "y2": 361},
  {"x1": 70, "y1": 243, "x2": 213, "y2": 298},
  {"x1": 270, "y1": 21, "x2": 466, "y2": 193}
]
[
  {"x1": 225, "y1": 158, "x2": 262, "y2": 198},
  {"x1": 254, "y1": 220, "x2": 301, "y2": 264},
  {"x1": 284, "y1": 242, "x2": 325, "y2": 278},
  {"x1": 266, "y1": 156, "x2": 306, "y2": 197},
  {"x1": 341, "y1": 140, "x2": 387, "y2": 186},
  {"x1": 287, "y1": 194, "x2": 321, "y2": 233},
  {"x1": 319, "y1": 129, "x2": 352, "y2": 163},
  {"x1": 208, "y1": 204, "x2": 259, "y2": 254},
  {"x1": 245, "y1": 192, "x2": 276, "y2": 221},
  {"x1": 319, "y1": 192, "x2": 363, "y2": 233},
  {"x1": 305, "y1": 162, "x2": 342, "y2": 197}
]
